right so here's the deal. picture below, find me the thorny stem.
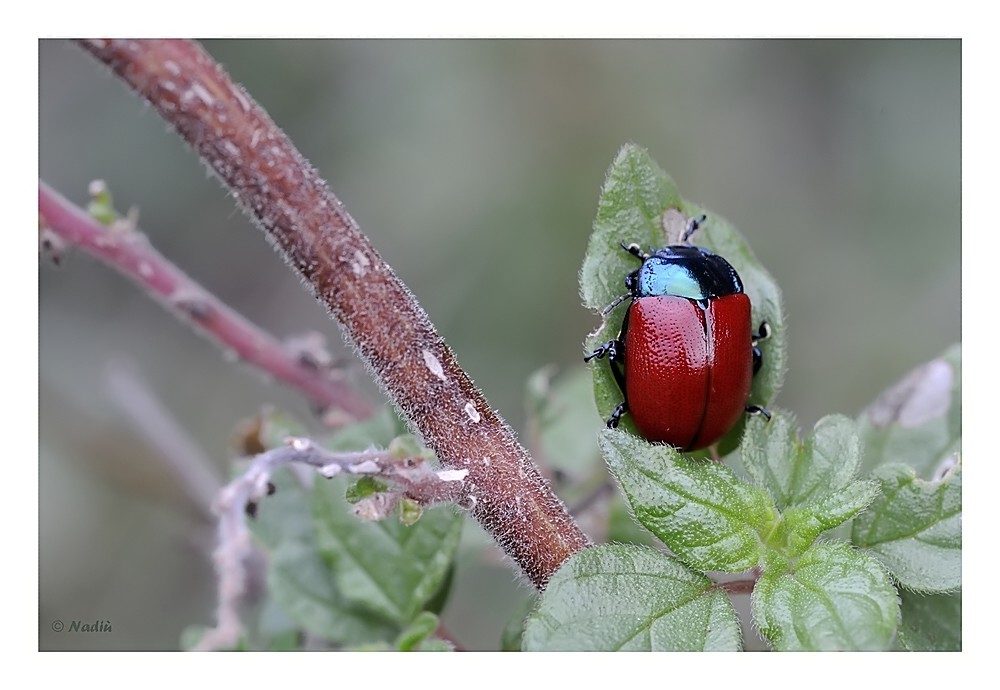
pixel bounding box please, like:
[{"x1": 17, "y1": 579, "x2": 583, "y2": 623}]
[
  {"x1": 193, "y1": 438, "x2": 471, "y2": 651},
  {"x1": 38, "y1": 181, "x2": 373, "y2": 423},
  {"x1": 78, "y1": 38, "x2": 591, "y2": 588}
]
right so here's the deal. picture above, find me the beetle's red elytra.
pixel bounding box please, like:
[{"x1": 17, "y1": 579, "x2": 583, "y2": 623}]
[{"x1": 585, "y1": 214, "x2": 770, "y2": 450}]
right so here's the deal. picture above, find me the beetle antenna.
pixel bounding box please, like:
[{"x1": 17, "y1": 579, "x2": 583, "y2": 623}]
[
  {"x1": 680, "y1": 214, "x2": 708, "y2": 244},
  {"x1": 620, "y1": 241, "x2": 649, "y2": 261},
  {"x1": 601, "y1": 292, "x2": 632, "y2": 316}
]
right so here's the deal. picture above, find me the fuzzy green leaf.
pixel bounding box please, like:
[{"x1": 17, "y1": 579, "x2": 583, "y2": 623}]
[
  {"x1": 313, "y1": 476, "x2": 463, "y2": 626},
  {"x1": 601, "y1": 428, "x2": 775, "y2": 572},
  {"x1": 742, "y1": 412, "x2": 862, "y2": 509},
  {"x1": 780, "y1": 480, "x2": 880, "y2": 555},
  {"x1": 897, "y1": 589, "x2": 961, "y2": 651},
  {"x1": 581, "y1": 143, "x2": 785, "y2": 451},
  {"x1": 858, "y1": 345, "x2": 961, "y2": 478},
  {"x1": 250, "y1": 470, "x2": 395, "y2": 644},
  {"x1": 852, "y1": 462, "x2": 961, "y2": 592},
  {"x1": 523, "y1": 544, "x2": 741, "y2": 651},
  {"x1": 752, "y1": 542, "x2": 900, "y2": 651}
]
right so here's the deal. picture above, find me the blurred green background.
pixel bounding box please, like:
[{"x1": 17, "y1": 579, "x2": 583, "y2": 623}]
[{"x1": 39, "y1": 39, "x2": 959, "y2": 650}]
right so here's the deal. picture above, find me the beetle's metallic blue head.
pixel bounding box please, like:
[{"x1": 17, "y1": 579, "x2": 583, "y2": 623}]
[{"x1": 631, "y1": 245, "x2": 744, "y2": 301}]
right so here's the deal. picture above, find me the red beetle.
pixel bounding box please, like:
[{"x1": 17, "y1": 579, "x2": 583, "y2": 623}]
[{"x1": 585, "y1": 215, "x2": 770, "y2": 450}]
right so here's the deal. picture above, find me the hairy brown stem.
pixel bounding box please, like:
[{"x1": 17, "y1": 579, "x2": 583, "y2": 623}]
[
  {"x1": 38, "y1": 181, "x2": 373, "y2": 422},
  {"x1": 78, "y1": 38, "x2": 590, "y2": 588}
]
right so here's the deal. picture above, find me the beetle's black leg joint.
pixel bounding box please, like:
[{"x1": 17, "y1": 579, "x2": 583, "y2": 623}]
[
  {"x1": 607, "y1": 401, "x2": 628, "y2": 428},
  {"x1": 754, "y1": 321, "x2": 771, "y2": 344},
  {"x1": 584, "y1": 339, "x2": 621, "y2": 363},
  {"x1": 752, "y1": 321, "x2": 770, "y2": 375},
  {"x1": 746, "y1": 404, "x2": 771, "y2": 421}
]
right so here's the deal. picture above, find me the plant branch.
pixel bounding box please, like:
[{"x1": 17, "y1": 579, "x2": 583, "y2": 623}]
[
  {"x1": 78, "y1": 38, "x2": 590, "y2": 588},
  {"x1": 193, "y1": 438, "x2": 472, "y2": 651},
  {"x1": 38, "y1": 180, "x2": 373, "y2": 423},
  {"x1": 104, "y1": 361, "x2": 222, "y2": 522}
]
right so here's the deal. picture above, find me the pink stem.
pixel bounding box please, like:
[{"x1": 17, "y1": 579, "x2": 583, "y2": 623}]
[{"x1": 39, "y1": 181, "x2": 373, "y2": 422}]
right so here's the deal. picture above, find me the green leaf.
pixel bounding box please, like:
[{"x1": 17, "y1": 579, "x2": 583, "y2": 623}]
[
  {"x1": 580, "y1": 143, "x2": 785, "y2": 451},
  {"x1": 313, "y1": 476, "x2": 463, "y2": 626},
  {"x1": 601, "y1": 428, "x2": 776, "y2": 572},
  {"x1": 581, "y1": 143, "x2": 682, "y2": 311},
  {"x1": 263, "y1": 631, "x2": 301, "y2": 651},
  {"x1": 387, "y1": 433, "x2": 428, "y2": 460},
  {"x1": 345, "y1": 476, "x2": 389, "y2": 504},
  {"x1": 780, "y1": 480, "x2": 880, "y2": 555},
  {"x1": 851, "y1": 462, "x2": 961, "y2": 592},
  {"x1": 238, "y1": 408, "x2": 415, "y2": 647},
  {"x1": 752, "y1": 542, "x2": 900, "y2": 651},
  {"x1": 85, "y1": 179, "x2": 119, "y2": 226},
  {"x1": 897, "y1": 589, "x2": 961, "y2": 651},
  {"x1": 253, "y1": 596, "x2": 303, "y2": 651},
  {"x1": 606, "y1": 491, "x2": 659, "y2": 548},
  {"x1": 423, "y1": 563, "x2": 455, "y2": 617},
  {"x1": 857, "y1": 344, "x2": 961, "y2": 478},
  {"x1": 395, "y1": 611, "x2": 440, "y2": 651},
  {"x1": 398, "y1": 498, "x2": 423, "y2": 526},
  {"x1": 250, "y1": 470, "x2": 395, "y2": 644},
  {"x1": 500, "y1": 594, "x2": 538, "y2": 652},
  {"x1": 523, "y1": 544, "x2": 741, "y2": 651},
  {"x1": 742, "y1": 412, "x2": 863, "y2": 509}
]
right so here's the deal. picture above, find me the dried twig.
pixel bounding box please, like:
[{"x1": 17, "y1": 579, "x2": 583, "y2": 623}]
[
  {"x1": 79, "y1": 38, "x2": 590, "y2": 588},
  {"x1": 194, "y1": 438, "x2": 471, "y2": 651},
  {"x1": 38, "y1": 180, "x2": 373, "y2": 423}
]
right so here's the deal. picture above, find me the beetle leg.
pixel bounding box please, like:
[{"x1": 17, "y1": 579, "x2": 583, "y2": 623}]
[
  {"x1": 752, "y1": 321, "x2": 771, "y2": 375},
  {"x1": 585, "y1": 337, "x2": 630, "y2": 427},
  {"x1": 753, "y1": 321, "x2": 771, "y2": 344},
  {"x1": 584, "y1": 339, "x2": 621, "y2": 363},
  {"x1": 586, "y1": 337, "x2": 628, "y2": 394},
  {"x1": 680, "y1": 213, "x2": 708, "y2": 243},
  {"x1": 607, "y1": 345, "x2": 627, "y2": 399},
  {"x1": 606, "y1": 400, "x2": 629, "y2": 429},
  {"x1": 746, "y1": 404, "x2": 771, "y2": 421}
]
